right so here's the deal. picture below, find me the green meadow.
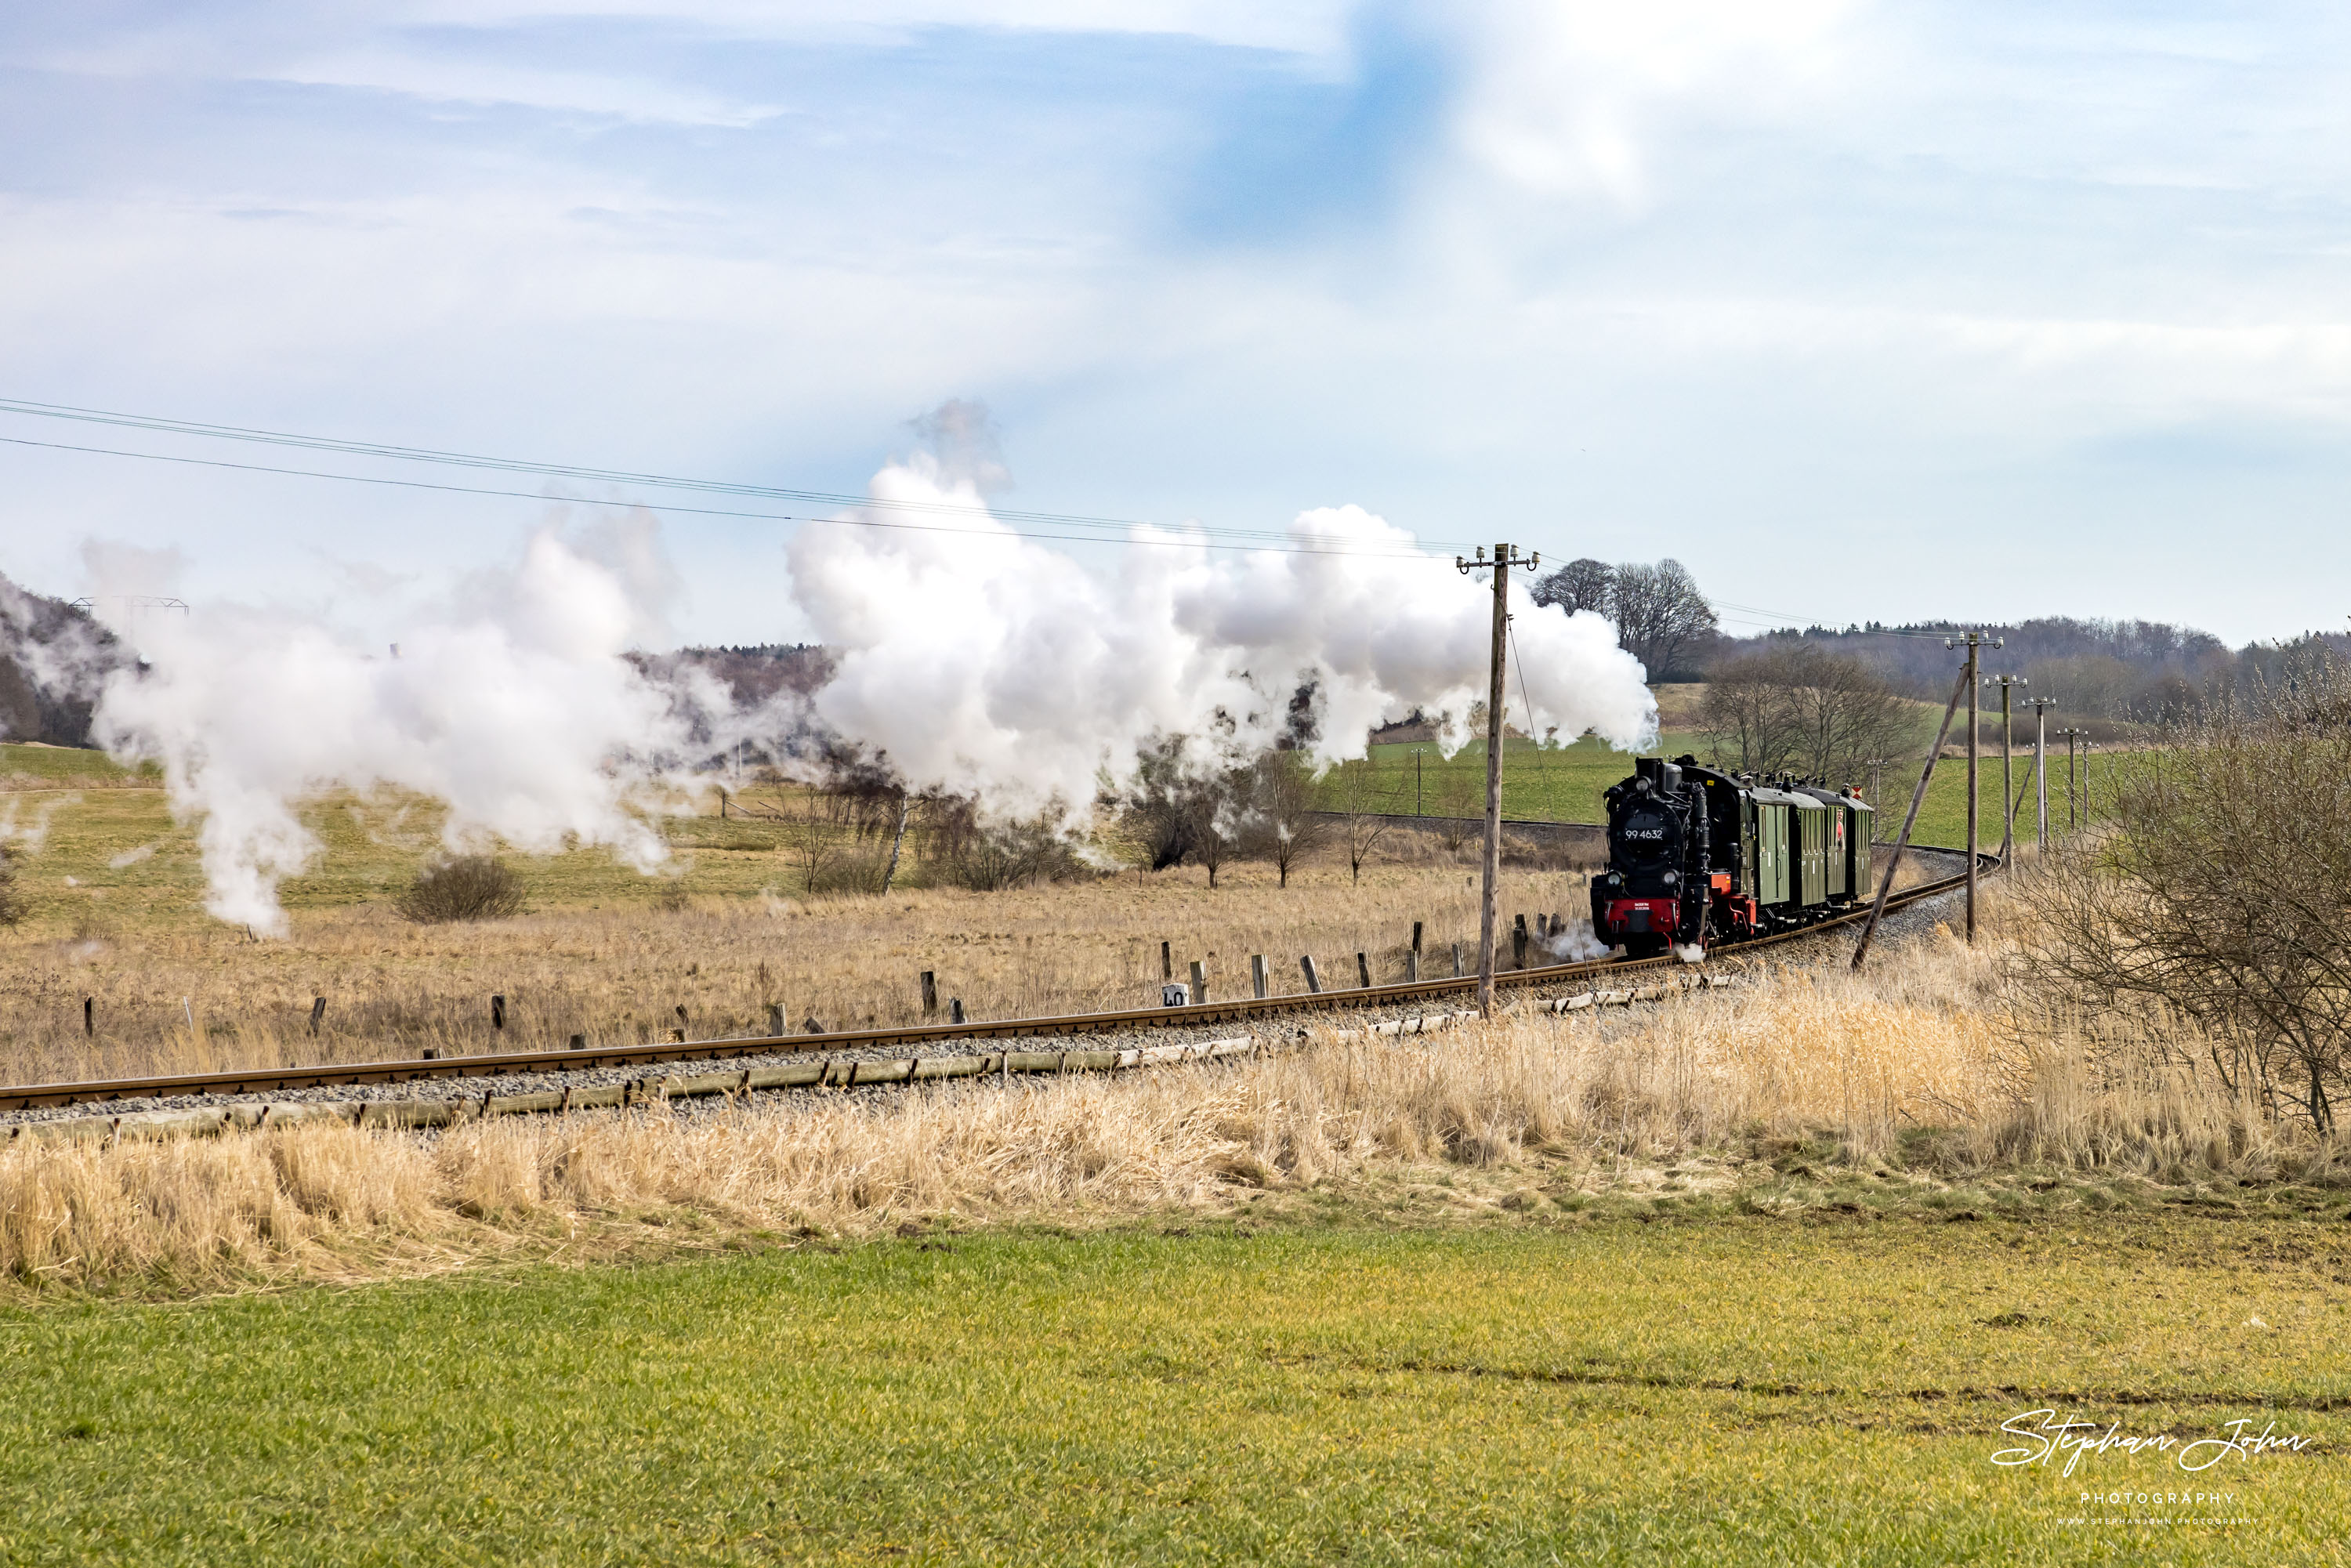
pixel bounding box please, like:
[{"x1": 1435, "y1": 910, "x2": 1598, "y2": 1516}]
[
  {"x1": 0, "y1": 1213, "x2": 2338, "y2": 1566},
  {"x1": 1320, "y1": 733, "x2": 2125, "y2": 853}
]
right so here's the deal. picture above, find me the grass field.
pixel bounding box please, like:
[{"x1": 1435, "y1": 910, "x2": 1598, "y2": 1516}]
[
  {"x1": 1, "y1": 738, "x2": 2320, "y2": 1566},
  {"x1": 2, "y1": 1215, "x2": 2341, "y2": 1565},
  {"x1": 1321, "y1": 731, "x2": 2127, "y2": 853}
]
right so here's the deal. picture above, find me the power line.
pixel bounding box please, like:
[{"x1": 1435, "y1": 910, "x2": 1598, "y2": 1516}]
[
  {"x1": 0, "y1": 432, "x2": 1448, "y2": 562},
  {"x1": 0, "y1": 396, "x2": 1478, "y2": 558}
]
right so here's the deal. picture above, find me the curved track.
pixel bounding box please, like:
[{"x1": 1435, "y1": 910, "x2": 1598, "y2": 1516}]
[{"x1": 0, "y1": 848, "x2": 1987, "y2": 1114}]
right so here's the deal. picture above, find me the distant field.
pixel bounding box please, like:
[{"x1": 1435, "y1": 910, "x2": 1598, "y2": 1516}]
[
  {"x1": 0, "y1": 1218, "x2": 2338, "y2": 1564},
  {"x1": 1317, "y1": 731, "x2": 2128, "y2": 854}
]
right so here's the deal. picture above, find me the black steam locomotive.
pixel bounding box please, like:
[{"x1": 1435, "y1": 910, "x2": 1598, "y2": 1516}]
[{"x1": 1591, "y1": 755, "x2": 1875, "y2": 959}]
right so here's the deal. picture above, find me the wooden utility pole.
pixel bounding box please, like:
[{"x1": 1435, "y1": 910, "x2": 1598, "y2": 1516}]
[
  {"x1": 1457, "y1": 542, "x2": 1538, "y2": 1016},
  {"x1": 1853, "y1": 662, "x2": 1971, "y2": 970},
  {"x1": 2055, "y1": 727, "x2": 2089, "y2": 833},
  {"x1": 1983, "y1": 674, "x2": 2026, "y2": 864},
  {"x1": 2025, "y1": 697, "x2": 2056, "y2": 849},
  {"x1": 1947, "y1": 631, "x2": 2001, "y2": 943}
]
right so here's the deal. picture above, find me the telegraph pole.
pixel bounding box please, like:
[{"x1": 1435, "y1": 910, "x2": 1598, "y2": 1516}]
[
  {"x1": 1983, "y1": 674, "x2": 2027, "y2": 864},
  {"x1": 1458, "y1": 543, "x2": 1538, "y2": 1017},
  {"x1": 2025, "y1": 697, "x2": 2056, "y2": 849},
  {"x1": 2055, "y1": 727, "x2": 2088, "y2": 833},
  {"x1": 1947, "y1": 631, "x2": 2001, "y2": 943}
]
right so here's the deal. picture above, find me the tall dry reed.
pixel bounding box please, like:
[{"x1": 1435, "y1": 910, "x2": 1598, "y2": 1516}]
[{"x1": 15, "y1": 892, "x2": 2325, "y2": 1296}]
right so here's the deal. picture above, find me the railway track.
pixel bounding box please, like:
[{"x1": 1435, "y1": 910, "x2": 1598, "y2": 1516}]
[{"x1": 0, "y1": 849, "x2": 1987, "y2": 1118}]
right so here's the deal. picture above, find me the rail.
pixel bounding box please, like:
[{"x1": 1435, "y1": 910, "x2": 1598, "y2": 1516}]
[{"x1": 0, "y1": 849, "x2": 1987, "y2": 1114}]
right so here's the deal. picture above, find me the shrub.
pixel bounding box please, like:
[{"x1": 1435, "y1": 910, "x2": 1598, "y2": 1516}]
[
  {"x1": 942, "y1": 817, "x2": 1090, "y2": 892},
  {"x1": 0, "y1": 852, "x2": 21, "y2": 928},
  {"x1": 394, "y1": 855, "x2": 526, "y2": 924}
]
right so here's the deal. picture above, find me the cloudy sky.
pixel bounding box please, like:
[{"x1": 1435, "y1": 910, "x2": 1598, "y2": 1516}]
[{"x1": 2, "y1": 1, "x2": 2346, "y2": 647}]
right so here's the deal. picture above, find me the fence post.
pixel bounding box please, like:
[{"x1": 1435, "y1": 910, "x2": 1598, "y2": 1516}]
[
  {"x1": 569, "y1": 1034, "x2": 588, "y2": 1051},
  {"x1": 1512, "y1": 915, "x2": 1528, "y2": 969},
  {"x1": 309, "y1": 996, "x2": 327, "y2": 1036},
  {"x1": 1189, "y1": 961, "x2": 1208, "y2": 1005},
  {"x1": 766, "y1": 1002, "x2": 786, "y2": 1036},
  {"x1": 492, "y1": 994, "x2": 508, "y2": 1030},
  {"x1": 1408, "y1": 922, "x2": 1422, "y2": 982},
  {"x1": 1251, "y1": 954, "x2": 1268, "y2": 999},
  {"x1": 1161, "y1": 941, "x2": 1172, "y2": 983},
  {"x1": 920, "y1": 971, "x2": 938, "y2": 1017},
  {"x1": 83, "y1": 998, "x2": 93, "y2": 1037},
  {"x1": 1300, "y1": 956, "x2": 1321, "y2": 994},
  {"x1": 1357, "y1": 952, "x2": 1372, "y2": 989},
  {"x1": 950, "y1": 998, "x2": 966, "y2": 1026},
  {"x1": 1452, "y1": 942, "x2": 1463, "y2": 978}
]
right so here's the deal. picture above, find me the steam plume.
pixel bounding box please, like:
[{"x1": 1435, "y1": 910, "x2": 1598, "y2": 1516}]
[
  {"x1": 65, "y1": 436, "x2": 1657, "y2": 932},
  {"x1": 89, "y1": 525, "x2": 697, "y2": 935},
  {"x1": 784, "y1": 456, "x2": 1657, "y2": 812}
]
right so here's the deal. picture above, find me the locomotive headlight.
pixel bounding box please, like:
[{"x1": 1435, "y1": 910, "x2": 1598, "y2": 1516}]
[{"x1": 1663, "y1": 871, "x2": 1679, "y2": 886}]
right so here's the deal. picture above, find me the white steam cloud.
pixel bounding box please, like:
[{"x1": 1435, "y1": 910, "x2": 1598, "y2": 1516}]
[
  {"x1": 788, "y1": 457, "x2": 1656, "y2": 811},
  {"x1": 68, "y1": 438, "x2": 1658, "y2": 933},
  {"x1": 90, "y1": 523, "x2": 698, "y2": 935}
]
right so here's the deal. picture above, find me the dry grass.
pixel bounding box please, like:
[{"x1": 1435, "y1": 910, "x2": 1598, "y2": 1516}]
[
  {"x1": 9, "y1": 879, "x2": 2334, "y2": 1296},
  {"x1": 0, "y1": 849, "x2": 1598, "y2": 1085}
]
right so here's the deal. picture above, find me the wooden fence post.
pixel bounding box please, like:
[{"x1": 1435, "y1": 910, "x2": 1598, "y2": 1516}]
[
  {"x1": 1408, "y1": 922, "x2": 1422, "y2": 983},
  {"x1": 920, "y1": 971, "x2": 938, "y2": 1016},
  {"x1": 950, "y1": 998, "x2": 966, "y2": 1026},
  {"x1": 1356, "y1": 952, "x2": 1372, "y2": 989},
  {"x1": 1300, "y1": 956, "x2": 1321, "y2": 994},
  {"x1": 1512, "y1": 915, "x2": 1528, "y2": 969},
  {"x1": 1251, "y1": 954, "x2": 1268, "y2": 999},
  {"x1": 1161, "y1": 941, "x2": 1172, "y2": 983},
  {"x1": 308, "y1": 996, "x2": 326, "y2": 1036},
  {"x1": 491, "y1": 994, "x2": 507, "y2": 1030},
  {"x1": 766, "y1": 1002, "x2": 785, "y2": 1036},
  {"x1": 1189, "y1": 961, "x2": 1208, "y2": 1005}
]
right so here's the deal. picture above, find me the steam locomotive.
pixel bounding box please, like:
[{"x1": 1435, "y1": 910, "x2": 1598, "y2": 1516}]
[{"x1": 1591, "y1": 755, "x2": 1875, "y2": 959}]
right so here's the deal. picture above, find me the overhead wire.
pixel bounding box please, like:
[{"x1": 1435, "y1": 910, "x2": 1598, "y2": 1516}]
[{"x1": 0, "y1": 396, "x2": 1477, "y2": 559}]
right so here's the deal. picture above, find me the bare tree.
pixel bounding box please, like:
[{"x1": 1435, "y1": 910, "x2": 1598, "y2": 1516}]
[
  {"x1": 1530, "y1": 557, "x2": 1614, "y2": 617},
  {"x1": 1330, "y1": 761, "x2": 1396, "y2": 884},
  {"x1": 1121, "y1": 735, "x2": 1198, "y2": 871},
  {"x1": 1609, "y1": 559, "x2": 1719, "y2": 679},
  {"x1": 1701, "y1": 645, "x2": 1914, "y2": 782},
  {"x1": 1432, "y1": 765, "x2": 1479, "y2": 853},
  {"x1": 1187, "y1": 766, "x2": 1245, "y2": 889},
  {"x1": 781, "y1": 788, "x2": 839, "y2": 893},
  {"x1": 1245, "y1": 750, "x2": 1329, "y2": 888}
]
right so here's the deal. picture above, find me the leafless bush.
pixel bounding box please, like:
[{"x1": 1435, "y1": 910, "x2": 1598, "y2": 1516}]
[
  {"x1": 393, "y1": 856, "x2": 526, "y2": 924},
  {"x1": 940, "y1": 817, "x2": 1089, "y2": 893},
  {"x1": 2018, "y1": 666, "x2": 2351, "y2": 1132},
  {"x1": 0, "y1": 849, "x2": 22, "y2": 928}
]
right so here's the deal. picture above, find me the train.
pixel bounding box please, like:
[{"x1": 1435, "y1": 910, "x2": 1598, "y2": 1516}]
[{"x1": 1591, "y1": 755, "x2": 1875, "y2": 959}]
